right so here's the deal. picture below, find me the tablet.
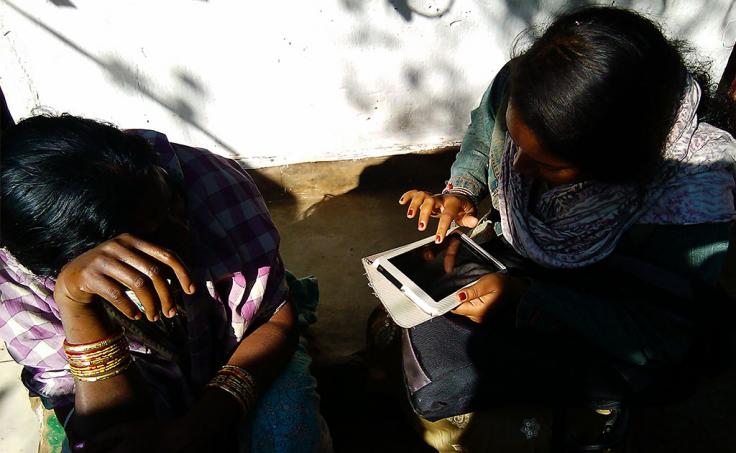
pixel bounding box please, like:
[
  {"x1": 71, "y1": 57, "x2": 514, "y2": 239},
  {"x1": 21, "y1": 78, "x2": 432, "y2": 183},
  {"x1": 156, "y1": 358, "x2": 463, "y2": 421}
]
[{"x1": 372, "y1": 229, "x2": 506, "y2": 317}]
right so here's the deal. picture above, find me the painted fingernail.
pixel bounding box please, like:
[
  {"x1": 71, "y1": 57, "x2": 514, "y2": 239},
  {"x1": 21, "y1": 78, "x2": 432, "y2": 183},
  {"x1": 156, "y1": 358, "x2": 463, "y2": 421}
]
[
  {"x1": 419, "y1": 222, "x2": 425, "y2": 230},
  {"x1": 407, "y1": 209, "x2": 414, "y2": 217},
  {"x1": 458, "y1": 292, "x2": 467, "y2": 301},
  {"x1": 447, "y1": 183, "x2": 454, "y2": 189},
  {"x1": 168, "y1": 308, "x2": 177, "y2": 318},
  {"x1": 435, "y1": 235, "x2": 442, "y2": 244}
]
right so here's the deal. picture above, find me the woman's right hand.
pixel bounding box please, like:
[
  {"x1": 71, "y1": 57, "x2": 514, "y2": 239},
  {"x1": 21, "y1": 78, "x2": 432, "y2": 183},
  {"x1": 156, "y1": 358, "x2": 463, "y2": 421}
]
[
  {"x1": 54, "y1": 233, "x2": 196, "y2": 322},
  {"x1": 399, "y1": 190, "x2": 479, "y2": 243}
]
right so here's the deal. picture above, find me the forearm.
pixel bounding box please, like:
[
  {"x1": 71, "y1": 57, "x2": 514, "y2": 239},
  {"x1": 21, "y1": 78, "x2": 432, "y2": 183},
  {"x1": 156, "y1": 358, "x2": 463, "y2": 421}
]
[
  {"x1": 447, "y1": 95, "x2": 494, "y2": 203},
  {"x1": 58, "y1": 301, "x2": 150, "y2": 438},
  {"x1": 226, "y1": 300, "x2": 298, "y2": 391},
  {"x1": 193, "y1": 300, "x2": 298, "y2": 428}
]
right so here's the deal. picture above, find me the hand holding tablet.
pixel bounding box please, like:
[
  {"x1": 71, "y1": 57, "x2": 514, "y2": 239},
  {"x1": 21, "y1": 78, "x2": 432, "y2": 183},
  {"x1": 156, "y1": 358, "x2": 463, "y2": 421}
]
[
  {"x1": 370, "y1": 230, "x2": 506, "y2": 321},
  {"x1": 449, "y1": 271, "x2": 529, "y2": 323}
]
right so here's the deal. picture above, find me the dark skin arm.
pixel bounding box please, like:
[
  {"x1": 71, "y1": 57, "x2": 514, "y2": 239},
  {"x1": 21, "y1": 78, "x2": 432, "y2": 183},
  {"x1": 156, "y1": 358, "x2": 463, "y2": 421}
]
[
  {"x1": 54, "y1": 233, "x2": 196, "y2": 440},
  {"x1": 55, "y1": 232, "x2": 297, "y2": 452},
  {"x1": 81, "y1": 301, "x2": 298, "y2": 453}
]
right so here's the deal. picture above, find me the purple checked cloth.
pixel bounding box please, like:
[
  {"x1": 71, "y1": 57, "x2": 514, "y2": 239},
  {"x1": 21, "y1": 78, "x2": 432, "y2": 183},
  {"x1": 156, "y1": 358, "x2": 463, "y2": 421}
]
[{"x1": 0, "y1": 130, "x2": 287, "y2": 408}]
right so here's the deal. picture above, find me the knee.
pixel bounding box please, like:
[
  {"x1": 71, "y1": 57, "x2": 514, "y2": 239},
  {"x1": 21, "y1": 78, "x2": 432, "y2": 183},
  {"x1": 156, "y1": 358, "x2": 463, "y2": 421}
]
[{"x1": 248, "y1": 348, "x2": 331, "y2": 452}]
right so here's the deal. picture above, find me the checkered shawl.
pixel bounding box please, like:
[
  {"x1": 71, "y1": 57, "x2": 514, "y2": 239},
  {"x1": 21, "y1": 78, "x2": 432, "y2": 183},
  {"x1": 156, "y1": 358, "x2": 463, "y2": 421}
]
[{"x1": 0, "y1": 130, "x2": 287, "y2": 407}]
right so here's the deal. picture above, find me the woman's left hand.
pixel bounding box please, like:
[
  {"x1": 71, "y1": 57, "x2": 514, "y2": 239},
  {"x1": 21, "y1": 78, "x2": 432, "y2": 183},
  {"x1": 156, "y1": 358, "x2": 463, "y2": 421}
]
[{"x1": 451, "y1": 272, "x2": 529, "y2": 323}]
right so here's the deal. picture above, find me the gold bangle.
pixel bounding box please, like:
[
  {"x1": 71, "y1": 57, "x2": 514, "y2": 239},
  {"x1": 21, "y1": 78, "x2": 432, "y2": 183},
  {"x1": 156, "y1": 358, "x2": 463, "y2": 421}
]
[
  {"x1": 206, "y1": 381, "x2": 248, "y2": 413},
  {"x1": 63, "y1": 329, "x2": 126, "y2": 354},
  {"x1": 220, "y1": 366, "x2": 258, "y2": 395},
  {"x1": 69, "y1": 352, "x2": 131, "y2": 373},
  {"x1": 66, "y1": 343, "x2": 128, "y2": 366},
  {"x1": 215, "y1": 365, "x2": 258, "y2": 412},
  {"x1": 66, "y1": 331, "x2": 132, "y2": 382},
  {"x1": 74, "y1": 359, "x2": 133, "y2": 382},
  {"x1": 221, "y1": 365, "x2": 256, "y2": 381},
  {"x1": 215, "y1": 375, "x2": 256, "y2": 413},
  {"x1": 206, "y1": 366, "x2": 259, "y2": 416},
  {"x1": 70, "y1": 354, "x2": 131, "y2": 376}
]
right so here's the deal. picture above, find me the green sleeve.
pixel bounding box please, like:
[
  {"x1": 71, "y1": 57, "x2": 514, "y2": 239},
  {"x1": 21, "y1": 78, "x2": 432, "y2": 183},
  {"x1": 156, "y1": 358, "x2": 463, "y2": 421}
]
[{"x1": 446, "y1": 63, "x2": 510, "y2": 205}]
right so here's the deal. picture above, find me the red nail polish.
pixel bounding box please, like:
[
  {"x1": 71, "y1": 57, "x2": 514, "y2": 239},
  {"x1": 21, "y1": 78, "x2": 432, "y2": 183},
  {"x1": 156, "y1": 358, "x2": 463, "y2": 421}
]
[
  {"x1": 419, "y1": 222, "x2": 425, "y2": 229},
  {"x1": 408, "y1": 209, "x2": 414, "y2": 217},
  {"x1": 447, "y1": 183, "x2": 454, "y2": 189},
  {"x1": 435, "y1": 235, "x2": 442, "y2": 243},
  {"x1": 459, "y1": 292, "x2": 467, "y2": 301}
]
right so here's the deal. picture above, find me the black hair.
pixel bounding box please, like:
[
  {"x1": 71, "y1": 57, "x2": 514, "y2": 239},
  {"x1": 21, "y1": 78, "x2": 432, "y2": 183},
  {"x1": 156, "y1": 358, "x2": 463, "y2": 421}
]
[
  {"x1": 0, "y1": 114, "x2": 159, "y2": 276},
  {"x1": 509, "y1": 6, "x2": 704, "y2": 183}
]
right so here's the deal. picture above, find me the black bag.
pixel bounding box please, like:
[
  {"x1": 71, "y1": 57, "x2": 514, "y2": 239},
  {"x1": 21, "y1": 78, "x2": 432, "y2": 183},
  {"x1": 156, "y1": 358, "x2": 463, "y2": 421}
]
[
  {"x1": 399, "y1": 235, "x2": 730, "y2": 422},
  {"x1": 397, "y1": 237, "x2": 591, "y2": 422},
  {"x1": 400, "y1": 313, "x2": 631, "y2": 422},
  {"x1": 401, "y1": 314, "x2": 479, "y2": 421}
]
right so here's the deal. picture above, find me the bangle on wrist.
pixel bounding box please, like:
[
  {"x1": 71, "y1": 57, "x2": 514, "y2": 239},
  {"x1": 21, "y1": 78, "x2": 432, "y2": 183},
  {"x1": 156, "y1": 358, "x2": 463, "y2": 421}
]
[
  {"x1": 205, "y1": 365, "x2": 258, "y2": 416},
  {"x1": 64, "y1": 328, "x2": 132, "y2": 382}
]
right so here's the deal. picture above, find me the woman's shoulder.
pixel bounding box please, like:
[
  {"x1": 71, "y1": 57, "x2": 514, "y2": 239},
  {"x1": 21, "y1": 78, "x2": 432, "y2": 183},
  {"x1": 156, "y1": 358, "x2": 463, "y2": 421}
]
[
  {"x1": 489, "y1": 62, "x2": 511, "y2": 113},
  {"x1": 126, "y1": 129, "x2": 265, "y2": 208}
]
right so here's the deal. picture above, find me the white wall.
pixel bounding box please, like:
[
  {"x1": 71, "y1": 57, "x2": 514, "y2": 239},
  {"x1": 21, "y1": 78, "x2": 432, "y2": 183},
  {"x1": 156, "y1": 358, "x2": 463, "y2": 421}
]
[{"x1": 1, "y1": 0, "x2": 735, "y2": 168}]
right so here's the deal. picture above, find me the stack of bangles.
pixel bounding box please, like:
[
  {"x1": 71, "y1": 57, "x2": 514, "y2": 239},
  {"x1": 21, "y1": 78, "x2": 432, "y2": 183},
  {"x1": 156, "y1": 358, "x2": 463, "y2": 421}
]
[
  {"x1": 63, "y1": 329, "x2": 133, "y2": 382},
  {"x1": 206, "y1": 365, "x2": 258, "y2": 416}
]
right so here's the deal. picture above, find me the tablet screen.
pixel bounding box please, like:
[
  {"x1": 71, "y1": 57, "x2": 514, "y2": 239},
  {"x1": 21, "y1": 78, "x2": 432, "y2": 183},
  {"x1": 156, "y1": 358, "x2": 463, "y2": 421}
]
[{"x1": 387, "y1": 235, "x2": 501, "y2": 302}]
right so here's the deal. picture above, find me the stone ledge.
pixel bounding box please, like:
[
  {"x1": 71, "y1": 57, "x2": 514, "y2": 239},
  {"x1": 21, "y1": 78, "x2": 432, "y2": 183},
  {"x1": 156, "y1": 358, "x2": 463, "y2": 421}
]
[{"x1": 243, "y1": 145, "x2": 460, "y2": 201}]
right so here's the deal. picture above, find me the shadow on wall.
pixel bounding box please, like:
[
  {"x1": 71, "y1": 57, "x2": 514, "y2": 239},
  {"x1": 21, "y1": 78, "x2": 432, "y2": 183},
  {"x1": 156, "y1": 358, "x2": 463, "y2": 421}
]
[
  {"x1": 494, "y1": 0, "x2": 727, "y2": 44},
  {"x1": 340, "y1": 0, "x2": 456, "y2": 22},
  {"x1": 266, "y1": 147, "x2": 459, "y2": 388},
  {"x1": 47, "y1": 0, "x2": 210, "y2": 8},
  {"x1": 4, "y1": 0, "x2": 237, "y2": 158},
  {"x1": 339, "y1": 0, "x2": 731, "y2": 143},
  {"x1": 0, "y1": 14, "x2": 296, "y2": 215},
  {"x1": 340, "y1": 0, "x2": 474, "y2": 141},
  {"x1": 13, "y1": 0, "x2": 734, "y2": 164},
  {"x1": 272, "y1": 147, "x2": 460, "y2": 265},
  {"x1": 386, "y1": 0, "x2": 457, "y2": 22},
  {"x1": 48, "y1": 0, "x2": 76, "y2": 8},
  {"x1": 496, "y1": 0, "x2": 667, "y2": 27},
  {"x1": 344, "y1": 62, "x2": 475, "y2": 139},
  {"x1": 352, "y1": 145, "x2": 459, "y2": 192}
]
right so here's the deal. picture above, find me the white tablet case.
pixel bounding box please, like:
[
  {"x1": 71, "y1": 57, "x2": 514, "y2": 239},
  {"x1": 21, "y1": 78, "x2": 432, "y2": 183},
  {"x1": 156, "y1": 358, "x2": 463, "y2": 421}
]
[
  {"x1": 362, "y1": 220, "x2": 498, "y2": 328},
  {"x1": 362, "y1": 245, "x2": 435, "y2": 328}
]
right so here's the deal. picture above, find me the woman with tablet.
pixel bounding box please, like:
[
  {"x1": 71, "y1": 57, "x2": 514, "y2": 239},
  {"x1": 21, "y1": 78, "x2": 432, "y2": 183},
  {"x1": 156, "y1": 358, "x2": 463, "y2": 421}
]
[{"x1": 397, "y1": 5, "x2": 735, "y2": 448}]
